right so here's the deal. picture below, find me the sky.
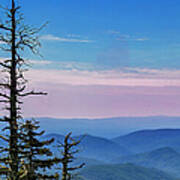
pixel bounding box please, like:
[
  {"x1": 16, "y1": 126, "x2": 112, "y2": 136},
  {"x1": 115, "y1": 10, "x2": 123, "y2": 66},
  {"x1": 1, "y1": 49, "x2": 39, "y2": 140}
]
[{"x1": 1, "y1": 0, "x2": 180, "y2": 118}]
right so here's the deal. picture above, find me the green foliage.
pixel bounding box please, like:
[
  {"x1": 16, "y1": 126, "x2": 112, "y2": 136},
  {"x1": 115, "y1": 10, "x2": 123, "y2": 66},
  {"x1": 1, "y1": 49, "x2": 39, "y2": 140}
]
[{"x1": 19, "y1": 119, "x2": 60, "y2": 179}]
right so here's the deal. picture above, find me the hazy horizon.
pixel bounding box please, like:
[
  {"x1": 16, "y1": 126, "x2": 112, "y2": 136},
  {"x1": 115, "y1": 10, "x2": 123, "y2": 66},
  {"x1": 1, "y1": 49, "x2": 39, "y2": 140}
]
[
  {"x1": 1, "y1": 1, "x2": 180, "y2": 120},
  {"x1": 33, "y1": 116, "x2": 180, "y2": 138}
]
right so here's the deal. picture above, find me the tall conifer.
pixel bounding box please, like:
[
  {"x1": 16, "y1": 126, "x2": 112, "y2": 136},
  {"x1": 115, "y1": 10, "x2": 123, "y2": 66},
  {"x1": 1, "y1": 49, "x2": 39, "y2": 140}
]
[{"x1": 0, "y1": 1, "x2": 47, "y2": 179}]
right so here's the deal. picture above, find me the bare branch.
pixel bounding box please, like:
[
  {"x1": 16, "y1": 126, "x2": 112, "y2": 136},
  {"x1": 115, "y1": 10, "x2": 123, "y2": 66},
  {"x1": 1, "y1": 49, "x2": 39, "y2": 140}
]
[
  {"x1": 0, "y1": 62, "x2": 11, "y2": 69},
  {"x1": 0, "y1": 83, "x2": 10, "y2": 89},
  {"x1": 0, "y1": 24, "x2": 11, "y2": 31},
  {"x1": 0, "y1": 118, "x2": 9, "y2": 122},
  {"x1": 0, "y1": 46, "x2": 11, "y2": 52},
  {"x1": 0, "y1": 135, "x2": 9, "y2": 142},
  {"x1": 18, "y1": 90, "x2": 47, "y2": 97},
  {"x1": 0, "y1": 92, "x2": 10, "y2": 99},
  {"x1": 68, "y1": 163, "x2": 85, "y2": 171},
  {"x1": 0, "y1": 100, "x2": 9, "y2": 103}
]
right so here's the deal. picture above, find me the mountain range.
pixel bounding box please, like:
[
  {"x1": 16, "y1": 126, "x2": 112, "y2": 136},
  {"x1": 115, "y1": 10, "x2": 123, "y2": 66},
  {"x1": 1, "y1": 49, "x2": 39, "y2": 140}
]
[
  {"x1": 112, "y1": 129, "x2": 180, "y2": 153},
  {"x1": 43, "y1": 133, "x2": 131, "y2": 161},
  {"x1": 79, "y1": 163, "x2": 177, "y2": 180},
  {"x1": 36, "y1": 116, "x2": 180, "y2": 138},
  {"x1": 43, "y1": 128, "x2": 180, "y2": 179},
  {"x1": 114, "y1": 147, "x2": 180, "y2": 177}
]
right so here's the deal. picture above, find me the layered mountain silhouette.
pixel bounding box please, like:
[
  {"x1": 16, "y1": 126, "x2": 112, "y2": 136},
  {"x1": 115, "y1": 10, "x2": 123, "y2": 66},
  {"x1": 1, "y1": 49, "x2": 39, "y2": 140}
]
[
  {"x1": 79, "y1": 164, "x2": 176, "y2": 180},
  {"x1": 42, "y1": 128, "x2": 180, "y2": 179},
  {"x1": 112, "y1": 129, "x2": 180, "y2": 153},
  {"x1": 44, "y1": 133, "x2": 131, "y2": 161},
  {"x1": 37, "y1": 116, "x2": 180, "y2": 138},
  {"x1": 114, "y1": 147, "x2": 180, "y2": 177}
]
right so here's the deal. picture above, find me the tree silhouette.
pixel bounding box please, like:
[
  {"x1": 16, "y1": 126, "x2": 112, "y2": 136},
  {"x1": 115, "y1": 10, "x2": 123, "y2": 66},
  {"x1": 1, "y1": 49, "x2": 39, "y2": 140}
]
[
  {"x1": 0, "y1": 0, "x2": 47, "y2": 179},
  {"x1": 58, "y1": 133, "x2": 85, "y2": 180},
  {"x1": 19, "y1": 119, "x2": 60, "y2": 179}
]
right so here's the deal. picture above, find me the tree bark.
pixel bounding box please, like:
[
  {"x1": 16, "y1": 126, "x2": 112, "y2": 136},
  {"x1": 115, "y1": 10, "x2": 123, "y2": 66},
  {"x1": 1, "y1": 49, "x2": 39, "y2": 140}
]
[{"x1": 9, "y1": 0, "x2": 19, "y2": 179}]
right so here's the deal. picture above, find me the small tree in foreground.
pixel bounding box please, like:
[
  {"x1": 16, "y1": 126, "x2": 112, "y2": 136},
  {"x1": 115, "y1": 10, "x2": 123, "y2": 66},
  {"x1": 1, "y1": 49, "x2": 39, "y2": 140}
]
[
  {"x1": 19, "y1": 119, "x2": 60, "y2": 179},
  {"x1": 58, "y1": 133, "x2": 85, "y2": 180}
]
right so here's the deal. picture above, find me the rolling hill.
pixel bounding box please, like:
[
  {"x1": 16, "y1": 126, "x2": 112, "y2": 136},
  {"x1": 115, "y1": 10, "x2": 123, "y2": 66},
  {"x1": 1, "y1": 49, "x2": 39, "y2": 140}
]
[
  {"x1": 112, "y1": 129, "x2": 180, "y2": 153},
  {"x1": 79, "y1": 163, "x2": 177, "y2": 180},
  {"x1": 44, "y1": 133, "x2": 131, "y2": 162},
  {"x1": 113, "y1": 147, "x2": 180, "y2": 177},
  {"x1": 25, "y1": 129, "x2": 180, "y2": 178},
  {"x1": 76, "y1": 135, "x2": 131, "y2": 161}
]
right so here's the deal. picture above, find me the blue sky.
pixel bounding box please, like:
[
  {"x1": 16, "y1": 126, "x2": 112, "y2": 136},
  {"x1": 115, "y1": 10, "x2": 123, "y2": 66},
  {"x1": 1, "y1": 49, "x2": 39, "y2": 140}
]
[
  {"x1": 3, "y1": 0, "x2": 178, "y2": 70},
  {"x1": 1, "y1": 0, "x2": 180, "y2": 118}
]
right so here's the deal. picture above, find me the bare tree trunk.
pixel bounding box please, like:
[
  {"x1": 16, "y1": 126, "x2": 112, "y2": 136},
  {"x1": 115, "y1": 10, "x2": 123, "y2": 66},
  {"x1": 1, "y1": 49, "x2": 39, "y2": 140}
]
[
  {"x1": 0, "y1": 0, "x2": 52, "y2": 178},
  {"x1": 62, "y1": 158, "x2": 68, "y2": 180},
  {"x1": 59, "y1": 133, "x2": 85, "y2": 180},
  {"x1": 9, "y1": 1, "x2": 19, "y2": 179}
]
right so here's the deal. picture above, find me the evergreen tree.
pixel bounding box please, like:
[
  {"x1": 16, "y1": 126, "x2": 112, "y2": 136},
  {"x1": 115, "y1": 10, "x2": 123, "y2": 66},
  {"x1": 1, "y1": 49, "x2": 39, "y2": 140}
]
[
  {"x1": 0, "y1": 0, "x2": 46, "y2": 179},
  {"x1": 58, "y1": 133, "x2": 85, "y2": 180},
  {"x1": 19, "y1": 119, "x2": 60, "y2": 180}
]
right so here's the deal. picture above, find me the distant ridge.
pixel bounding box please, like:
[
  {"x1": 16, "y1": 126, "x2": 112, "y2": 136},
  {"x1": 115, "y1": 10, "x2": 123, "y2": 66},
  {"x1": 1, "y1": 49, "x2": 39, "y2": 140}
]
[
  {"x1": 44, "y1": 133, "x2": 65, "y2": 139},
  {"x1": 45, "y1": 133, "x2": 131, "y2": 161},
  {"x1": 113, "y1": 128, "x2": 180, "y2": 141},
  {"x1": 79, "y1": 163, "x2": 176, "y2": 180},
  {"x1": 114, "y1": 147, "x2": 180, "y2": 177},
  {"x1": 112, "y1": 129, "x2": 180, "y2": 153},
  {"x1": 36, "y1": 116, "x2": 180, "y2": 138}
]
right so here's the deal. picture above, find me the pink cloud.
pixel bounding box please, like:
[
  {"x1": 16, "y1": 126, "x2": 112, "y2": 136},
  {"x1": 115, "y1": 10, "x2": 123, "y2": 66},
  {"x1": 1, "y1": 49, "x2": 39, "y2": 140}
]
[
  {"x1": 21, "y1": 84, "x2": 180, "y2": 118},
  {"x1": 1, "y1": 68, "x2": 180, "y2": 118},
  {"x1": 25, "y1": 69, "x2": 180, "y2": 87}
]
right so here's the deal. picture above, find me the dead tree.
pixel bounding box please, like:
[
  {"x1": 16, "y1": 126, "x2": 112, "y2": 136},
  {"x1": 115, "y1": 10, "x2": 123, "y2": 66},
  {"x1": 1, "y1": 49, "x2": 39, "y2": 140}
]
[
  {"x1": 0, "y1": 0, "x2": 46, "y2": 179},
  {"x1": 58, "y1": 133, "x2": 85, "y2": 180}
]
